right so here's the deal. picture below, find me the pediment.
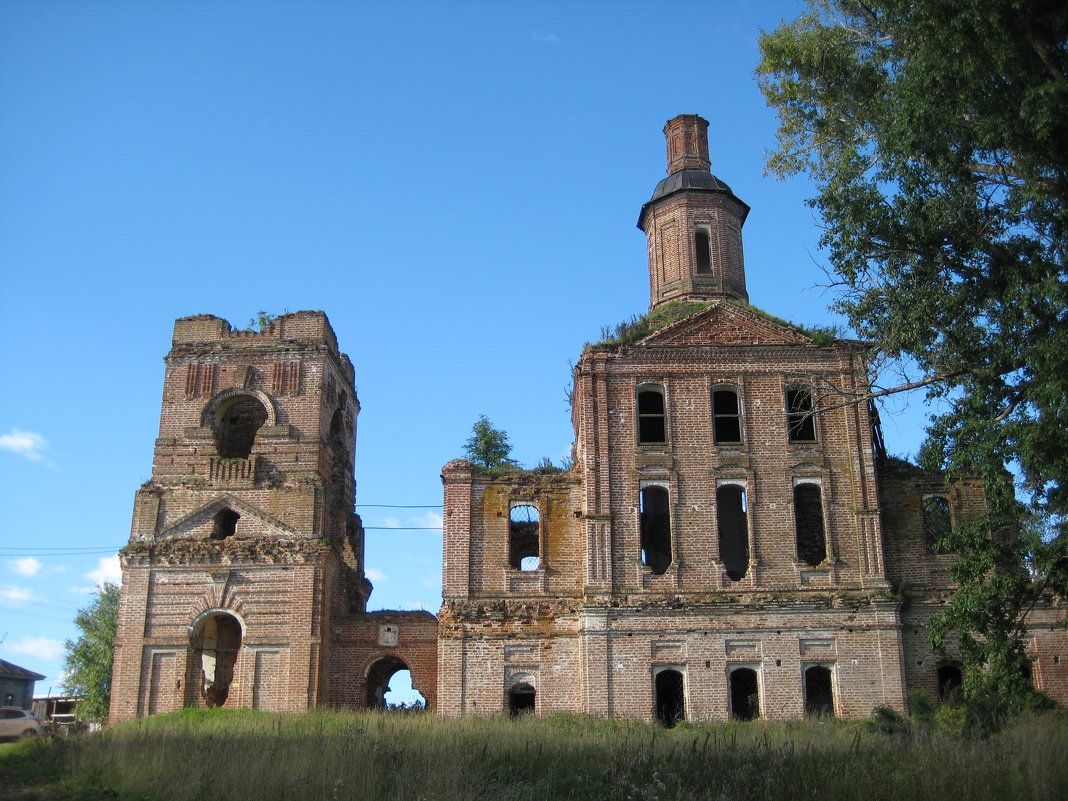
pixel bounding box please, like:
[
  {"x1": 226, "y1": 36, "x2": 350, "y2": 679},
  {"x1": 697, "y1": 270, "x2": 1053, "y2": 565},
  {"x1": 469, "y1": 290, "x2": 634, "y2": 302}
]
[
  {"x1": 156, "y1": 494, "x2": 302, "y2": 541},
  {"x1": 637, "y1": 302, "x2": 817, "y2": 347}
]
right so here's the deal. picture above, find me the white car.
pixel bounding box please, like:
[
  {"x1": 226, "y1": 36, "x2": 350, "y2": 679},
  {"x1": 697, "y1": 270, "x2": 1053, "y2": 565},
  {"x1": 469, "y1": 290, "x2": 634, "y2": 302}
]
[{"x1": 0, "y1": 707, "x2": 42, "y2": 739}]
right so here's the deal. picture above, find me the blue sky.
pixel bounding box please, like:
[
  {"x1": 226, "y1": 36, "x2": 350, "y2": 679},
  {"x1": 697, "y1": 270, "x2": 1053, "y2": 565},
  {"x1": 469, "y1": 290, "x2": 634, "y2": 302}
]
[{"x1": 0, "y1": 0, "x2": 932, "y2": 699}]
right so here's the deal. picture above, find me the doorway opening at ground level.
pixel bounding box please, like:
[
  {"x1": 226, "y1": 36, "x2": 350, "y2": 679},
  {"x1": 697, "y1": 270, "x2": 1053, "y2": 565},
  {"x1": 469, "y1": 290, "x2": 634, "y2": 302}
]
[
  {"x1": 367, "y1": 657, "x2": 424, "y2": 709},
  {"x1": 508, "y1": 683, "x2": 536, "y2": 716},
  {"x1": 655, "y1": 669, "x2": 685, "y2": 727}
]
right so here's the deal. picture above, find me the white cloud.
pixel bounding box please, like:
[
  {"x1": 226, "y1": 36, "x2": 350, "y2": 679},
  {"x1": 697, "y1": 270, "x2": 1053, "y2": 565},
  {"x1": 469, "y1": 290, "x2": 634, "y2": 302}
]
[
  {"x1": 10, "y1": 557, "x2": 42, "y2": 577},
  {"x1": 381, "y1": 517, "x2": 401, "y2": 528},
  {"x1": 415, "y1": 511, "x2": 444, "y2": 530},
  {"x1": 0, "y1": 428, "x2": 48, "y2": 461},
  {"x1": 0, "y1": 586, "x2": 33, "y2": 605},
  {"x1": 365, "y1": 568, "x2": 388, "y2": 583},
  {"x1": 85, "y1": 555, "x2": 121, "y2": 588},
  {"x1": 8, "y1": 635, "x2": 65, "y2": 663},
  {"x1": 531, "y1": 31, "x2": 559, "y2": 44}
]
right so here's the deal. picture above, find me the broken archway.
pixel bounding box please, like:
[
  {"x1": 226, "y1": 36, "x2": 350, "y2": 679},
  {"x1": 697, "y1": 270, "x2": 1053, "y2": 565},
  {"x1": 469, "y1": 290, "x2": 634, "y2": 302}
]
[
  {"x1": 366, "y1": 656, "x2": 425, "y2": 709},
  {"x1": 191, "y1": 611, "x2": 243, "y2": 709}
]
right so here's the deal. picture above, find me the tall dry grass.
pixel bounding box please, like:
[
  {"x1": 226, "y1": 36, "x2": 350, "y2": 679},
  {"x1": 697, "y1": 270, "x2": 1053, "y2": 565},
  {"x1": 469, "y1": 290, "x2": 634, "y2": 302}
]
[{"x1": 36, "y1": 708, "x2": 1068, "y2": 800}]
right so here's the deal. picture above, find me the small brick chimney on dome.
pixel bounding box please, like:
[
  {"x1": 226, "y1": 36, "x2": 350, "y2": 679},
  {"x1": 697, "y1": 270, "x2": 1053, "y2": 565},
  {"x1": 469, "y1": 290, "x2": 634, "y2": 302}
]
[{"x1": 665, "y1": 114, "x2": 711, "y2": 174}]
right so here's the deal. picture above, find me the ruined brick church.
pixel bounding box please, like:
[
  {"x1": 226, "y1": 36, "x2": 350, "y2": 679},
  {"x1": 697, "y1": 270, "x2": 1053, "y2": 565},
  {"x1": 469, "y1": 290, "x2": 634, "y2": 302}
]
[{"x1": 110, "y1": 115, "x2": 1066, "y2": 724}]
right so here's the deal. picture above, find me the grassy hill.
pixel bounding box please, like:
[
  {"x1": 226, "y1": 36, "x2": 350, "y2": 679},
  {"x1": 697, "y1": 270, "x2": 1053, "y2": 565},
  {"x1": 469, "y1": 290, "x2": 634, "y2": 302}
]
[{"x1": 2, "y1": 708, "x2": 1066, "y2": 800}]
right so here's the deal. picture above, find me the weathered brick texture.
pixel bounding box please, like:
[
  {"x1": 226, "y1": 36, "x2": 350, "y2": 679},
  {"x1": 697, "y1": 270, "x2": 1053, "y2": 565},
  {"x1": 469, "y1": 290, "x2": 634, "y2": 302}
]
[
  {"x1": 437, "y1": 115, "x2": 1066, "y2": 721},
  {"x1": 110, "y1": 311, "x2": 435, "y2": 723}
]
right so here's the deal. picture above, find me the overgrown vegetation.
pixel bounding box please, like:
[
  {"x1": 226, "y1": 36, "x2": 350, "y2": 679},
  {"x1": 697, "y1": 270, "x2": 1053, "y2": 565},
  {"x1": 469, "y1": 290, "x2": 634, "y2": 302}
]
[
  {"x1": 460, "y1": 416, "x2": 571, "y2": 475},
  {"x1": 1, "y1": 708, "x2": 1064, "y2": 801},
  {"x1": 585, "y1": 300, "x2": 840, "y2": 350}
]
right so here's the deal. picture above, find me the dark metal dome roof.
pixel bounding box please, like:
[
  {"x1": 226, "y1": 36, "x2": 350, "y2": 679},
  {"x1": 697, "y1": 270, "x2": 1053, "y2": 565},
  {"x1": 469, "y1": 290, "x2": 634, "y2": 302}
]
[
  {"x1": 649, "y1": 169, "x2": 735, "y2": 201},
  {"x1": 637, "y1": 169, "x2": 749, "y2": 229}
]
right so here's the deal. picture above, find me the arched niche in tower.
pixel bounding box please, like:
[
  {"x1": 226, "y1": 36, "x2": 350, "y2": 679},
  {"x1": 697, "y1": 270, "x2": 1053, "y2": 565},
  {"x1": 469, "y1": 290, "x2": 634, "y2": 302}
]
[{"x1": 202, "y1": 389, "x2": 274, "y2": 459}]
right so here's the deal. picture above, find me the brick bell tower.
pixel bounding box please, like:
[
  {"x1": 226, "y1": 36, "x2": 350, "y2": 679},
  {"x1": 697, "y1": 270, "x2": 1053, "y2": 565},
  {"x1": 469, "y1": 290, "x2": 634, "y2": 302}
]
[
  {"x1": 109, "y1": 311, "x2": 369, "y2": 722},
  {"x1": 637, "y1": 114, "x2": 750, "y2": 309}
]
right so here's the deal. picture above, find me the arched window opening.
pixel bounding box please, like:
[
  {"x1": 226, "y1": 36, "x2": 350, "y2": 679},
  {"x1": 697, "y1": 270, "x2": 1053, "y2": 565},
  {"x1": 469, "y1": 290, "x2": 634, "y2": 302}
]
[
  {"x1": 193, "y1": 612, "x2": 242, "y2": 709},
  {"x1": 717, "y1": 484, "x2": 749, "y2": 581},
  {"x1": 211, "y1": 508, "x2": 240, "y2": 540},
  {"x1": 804, "y1": 665, "x2": 834, "y2": 716},
  {"x1": 508, "y1": 683, "x2": 536, "y2": 716},
  {"x1": 786, "y1": 387, "x2": 817, "y2": 443},
  {"x1": 214, "y1": 395, "x2": 268, "y2": 458},
  {"x1": 367, "y1": 656, "x2": 418, "y2": 710},
  {"x1": 794, "y1": 483, "x2": 826, "y2": 566},
  {"x1": 694, "y1": 226, "x2": 712, "y2": 274},
  {"x1": 729, "y1": 668, "x2": 759, "y2": 721},
  {"x1": 640, "y1": 486, "x2": 671, "y2": 575},
  {"x1": 329, "y1": 408, "x2": 351, "y2": 472},
  {"x1": 655, "y1": 669, "x2": 685, "y2": 727},
  {"x1": 937, "y1": 665, "x2": 962, "y2": 701},
  {"x1": 922, "y1": 495, "x2": 952, "y2": 554},
  {"x1": 509, "y1": 505, "x2": 540, "y2": 571},
  {"x1": 712, "y1": 388, "x2": 742, "y2": 444},
  {"x1": 637, "y1": 386, "x2": 667, "y2": 444}
]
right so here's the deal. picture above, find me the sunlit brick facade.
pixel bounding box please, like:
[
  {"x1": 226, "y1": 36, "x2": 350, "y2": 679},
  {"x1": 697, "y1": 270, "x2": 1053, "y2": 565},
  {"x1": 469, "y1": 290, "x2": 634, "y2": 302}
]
[
  {"x1": 437, "y1": 115, "x2": 1067, "y2": 721},
  {"x1": 109, "y1": 312, "x2": 435, "y2": 723}
]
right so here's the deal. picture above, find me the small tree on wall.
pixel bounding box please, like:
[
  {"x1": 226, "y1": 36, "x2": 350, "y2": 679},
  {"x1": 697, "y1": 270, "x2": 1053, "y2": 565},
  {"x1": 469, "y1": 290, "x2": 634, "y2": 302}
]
[{"x1": 463, "y1": 415, "x2": 518, "y2": 471}]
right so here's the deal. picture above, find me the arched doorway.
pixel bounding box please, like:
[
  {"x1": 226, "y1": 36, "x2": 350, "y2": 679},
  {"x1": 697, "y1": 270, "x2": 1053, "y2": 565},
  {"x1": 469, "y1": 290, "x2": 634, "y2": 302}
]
[
  {"x1": 804, "y1": 665, "x2": 834, "y2": 716},
  {"x1": 937, "y1": 665, "x2": 962, "y2": 700},
  {"x1": 729, "y1": 667, "x2": 759, "y2": 721},
  {"x1": 366, "y1": 656, "x2": 424, "y2": 709},
  {"x1": 191, "y1": 611, "x2": 242, "y2": 708},
  {"x1": 508, "y1": 683, "x2": 536, "y2": 716},
  {"x1": 654, "y1": 668, "x2": 685, "y2": 727}
]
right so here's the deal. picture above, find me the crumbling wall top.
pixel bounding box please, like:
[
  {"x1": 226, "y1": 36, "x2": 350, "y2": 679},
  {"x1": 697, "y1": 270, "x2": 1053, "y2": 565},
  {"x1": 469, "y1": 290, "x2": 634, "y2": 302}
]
[{"x1": 172, "y1": 311, "x2": 341, "y2": 354}]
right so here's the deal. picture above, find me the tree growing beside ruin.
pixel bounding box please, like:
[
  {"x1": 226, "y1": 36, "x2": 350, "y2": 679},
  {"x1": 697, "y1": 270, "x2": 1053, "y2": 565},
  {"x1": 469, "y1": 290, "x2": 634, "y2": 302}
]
[
  {"x1": 758, "y1": 0, "x2": 1067, "y2": 713},
  {"x1": 63, "y1": 582, "x2": 120, "y2": 723},
  {"x1": 463, "y1": 415, "x2": 518, "y2": 470}
]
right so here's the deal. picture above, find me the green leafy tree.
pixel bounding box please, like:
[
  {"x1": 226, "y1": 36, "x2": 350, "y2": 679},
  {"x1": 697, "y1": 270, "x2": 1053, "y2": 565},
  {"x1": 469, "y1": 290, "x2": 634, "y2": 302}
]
[
  {"x1": 63, "y1": 582, "x2": 120, "y2": 723},
  {"x1": 757, "y1": 0, "x2": 1067, "y2": 710},
  {"x1": 248, "y1": 310, "x2": 277, "y2": 331},
  {"x1": 463, "y1": 415, "x2": 518, "y2": 470}
]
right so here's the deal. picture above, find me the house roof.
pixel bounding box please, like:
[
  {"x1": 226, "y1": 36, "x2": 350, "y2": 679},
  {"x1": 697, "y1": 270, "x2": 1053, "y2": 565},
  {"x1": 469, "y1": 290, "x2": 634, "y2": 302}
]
[{"x1": 0, "y1": 658, "x2": 46, "y2": 681}]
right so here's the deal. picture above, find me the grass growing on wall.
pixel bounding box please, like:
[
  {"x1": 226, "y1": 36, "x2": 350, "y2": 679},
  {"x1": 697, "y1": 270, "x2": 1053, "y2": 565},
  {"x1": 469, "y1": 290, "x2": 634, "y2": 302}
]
[{"x1": 2, "y1": 708, "x2": 1066, "y2": 801}]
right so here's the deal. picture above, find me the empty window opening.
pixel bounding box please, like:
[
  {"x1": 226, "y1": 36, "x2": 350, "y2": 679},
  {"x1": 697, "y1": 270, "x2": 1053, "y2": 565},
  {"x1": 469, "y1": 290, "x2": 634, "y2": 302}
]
[
  {"x1": 937, "y1": 665, "x2": 962, "y2": 701},
  {"x1": 804, "y1": 666, "x2": 834, "y2": 716},
  {"x1": 794, "y1": 483, "x2": 827, "y2": 566},
  {"x1": 712, "y1": 388, "x2": 742, "y2": 444},
  {"x1": 637, "y1": 386, "x2": 667, "y2": 444},
  {"x1": 729, "y1": 668, "x2": 759, "y2": 721},
  {"x1": 509, "y1": 505, "x2": 540, "y2": 571},
  {"x1": 717, "y1": 484, "x2": 749, "y2": 581},
  {"x1": 786, "y1": 387, "x2": 817, "y2": 443},
  {"x1": 214, "y1": 395, "x2": 268, "y2": 458},
  {"x1": 694, "y1": 227, "x2": 712, "y2": 274},
  {"x1": 194, "y1": 613, "x2": 242, "y2": 709},
  {"x1": 508, "y1": 683, "x2": 536, "y2": 716},
  {"x1": 367, "y1": 656, "x2": 418, "y2": 709},
  {"x1": 922, "y1": 495, "x2": 952, "y2": 554},
  {"x1": 1020, "y1": 660, "x2": 1034, "y2": 687},
  {"x1": 640, "y1": 486, "x2": 672, "y2": 575},
  {"x1": 655, "y1": 669, "x2": 685, "y2": 727},
  {"x1": 211, "y1": 508, "x2": 240, "y2": 540},
  {"x1": 329, "y1": 408, "x2": 351, "y2": 475}
]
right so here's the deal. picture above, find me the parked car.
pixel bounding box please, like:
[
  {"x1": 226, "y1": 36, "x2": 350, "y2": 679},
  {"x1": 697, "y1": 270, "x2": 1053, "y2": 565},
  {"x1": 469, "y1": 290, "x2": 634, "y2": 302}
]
[{"x1": 0, "y1": 707, "x2": 42, "y2": 739}]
